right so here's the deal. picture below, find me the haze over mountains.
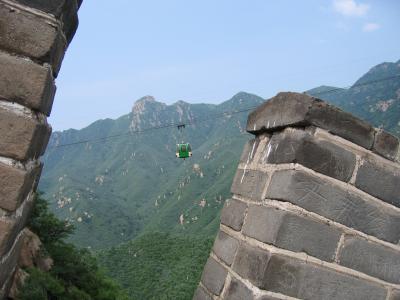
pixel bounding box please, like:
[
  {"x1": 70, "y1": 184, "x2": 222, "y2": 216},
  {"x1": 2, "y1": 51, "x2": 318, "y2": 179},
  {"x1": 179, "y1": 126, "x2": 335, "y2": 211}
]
[{"x1": 39, "y1": 59, "x2": 400, "y2": 298}]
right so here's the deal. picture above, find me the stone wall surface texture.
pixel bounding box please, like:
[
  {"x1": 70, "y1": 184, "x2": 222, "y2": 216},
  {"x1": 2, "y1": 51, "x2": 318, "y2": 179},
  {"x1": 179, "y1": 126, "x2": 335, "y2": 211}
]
[
  {"x1": 196, "y1": 92, "x2": 400, "y2": 300},
  {"x1": 0, "y1": 0, "x2": 81, "y2": 298}
]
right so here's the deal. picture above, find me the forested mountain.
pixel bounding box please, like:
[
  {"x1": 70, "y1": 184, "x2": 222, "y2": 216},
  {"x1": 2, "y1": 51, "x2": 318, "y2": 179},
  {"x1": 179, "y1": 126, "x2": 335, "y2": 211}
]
[
  {"x1": 40, "y1": 59, "x2": 400, "y2": 299},
  {"x1": 40, "y1": 92, "x2": 264, "y2": 249}
]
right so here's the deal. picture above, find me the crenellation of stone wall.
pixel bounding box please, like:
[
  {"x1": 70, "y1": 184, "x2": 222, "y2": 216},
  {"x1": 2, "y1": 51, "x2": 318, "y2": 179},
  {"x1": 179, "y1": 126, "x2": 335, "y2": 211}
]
[
  {"x1": 195, "y1": 92, "x2": 400, "y2": 300},
  {"x1": 0, "y1": 0, "x2": 81, "y2": 297}
]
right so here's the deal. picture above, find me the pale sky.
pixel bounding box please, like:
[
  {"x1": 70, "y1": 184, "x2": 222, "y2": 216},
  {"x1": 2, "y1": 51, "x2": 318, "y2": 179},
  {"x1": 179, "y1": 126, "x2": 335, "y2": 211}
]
[{"x1": 50, "y1": 0, "x2": 400, "y2": 131}]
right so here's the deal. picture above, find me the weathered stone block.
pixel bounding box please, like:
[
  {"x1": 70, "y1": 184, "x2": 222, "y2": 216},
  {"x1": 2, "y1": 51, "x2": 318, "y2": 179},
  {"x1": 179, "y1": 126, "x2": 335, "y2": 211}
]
[
  {"x1": 0, "y1": 233, "x2": 23, "y2": 289},
  {"x1": 266, "y1": 169, "x2": 400, "y2": 244},
  {"x1": 373, "y1": 130, "x2": 400, "y2": 162},
  {"x1": 339, "y1": 236, "x2": 400, "y2": 284},
  {"x1": 0, "y1": 162, "x2": 42, "y2": 212},
  {"x1": 239, "y1": 138, "x2": 260, "y2": 164},
  {"x1": 262, "y1": 254, "x2": 387, "y2": 300},
  {"x1": 0, "y1": 106, "x2": 51, "y2": 161},
  {"x1": 355, "y1": 160, "x2": 400, "y2": 208},
  {"x1": 257, "y1": 295, "x2": 282, "y2": 300},
  {"x1": 0, "y1": 197, "x2": 34, "y2": 258},
  {"x1": 0, "y1": 2, "x2": 66, "y2": 75},
  {"x1": 193, "y1": 285, "x2": 212, "y2": 300},
  {"x1": 231, "y1": 169, "x2": 269, "y2": 201},
  {"x1": 264, "y1": 129, "x2": 356, "y2": 182},
  {"x1": 0, "y1": 51, "x2": 56, "y2": 115},
  {"x1": 212, "y1": 231, "x2": 239, "y2": 266},
  {"x1": 220, "y1": 199, "x2": 247, "y2": 231},
  {"x1": 242, "y1": 205, "x2": 341, "y2": 261},
  {"x1": 200, "y1": 257, "x2": 227, "y2": 296},
  {"x1": 32, "y1": 119, "x2": 53, "y2": 158},
  {"x1": 247, "y1": 92, "x2": 375, "y2": 149},
  {"x1": 12, "y1": 0, "x2": 79, "y2": 43},
  {"x1": 224, "y1": 277, "x2": 254, "y2": 300},
  {"x1": 232, "y1": 244, "x2": 271, "y2": 288},
  {"x1": 389, "y1": 290, "x2": 400, "y2": 300}
]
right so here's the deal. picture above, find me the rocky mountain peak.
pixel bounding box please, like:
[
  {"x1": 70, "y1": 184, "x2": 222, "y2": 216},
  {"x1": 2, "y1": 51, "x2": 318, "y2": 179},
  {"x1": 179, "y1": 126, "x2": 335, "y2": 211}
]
[
  {"x1": 130, "y1": 96, "x2": 170, "y2": 131},
  {"x1": 174, "y1": 100, "x2": 189, "y2": 106},
  {"x1": 136, "y1": 95, "x2": 156, "y2": 103},
  {"x1": 132, "y1": 96, "x2": 165, "y2": 114}
]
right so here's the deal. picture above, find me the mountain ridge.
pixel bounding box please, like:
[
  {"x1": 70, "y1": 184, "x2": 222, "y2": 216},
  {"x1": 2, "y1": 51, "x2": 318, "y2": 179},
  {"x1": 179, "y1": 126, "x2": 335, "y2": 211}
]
[
  {"x1": 40, "y1": 59, "x2": 400, "y2": 298},
  {"x1": 41, "y1": 59, "x2": 400, "y2": 250},
  {"x1": 42, "y1": 91, "x2": 264, "y2": 248}
]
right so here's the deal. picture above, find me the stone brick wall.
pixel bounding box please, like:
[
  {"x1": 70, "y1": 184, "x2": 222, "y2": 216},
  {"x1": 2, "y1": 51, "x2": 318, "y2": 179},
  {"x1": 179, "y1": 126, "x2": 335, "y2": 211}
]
[
  {"x1": 195, "y1": 92, "x2": 400, "y2": 300},
  {"x1": 0, "y1": 1, "x2": 81, "y2": 298}
]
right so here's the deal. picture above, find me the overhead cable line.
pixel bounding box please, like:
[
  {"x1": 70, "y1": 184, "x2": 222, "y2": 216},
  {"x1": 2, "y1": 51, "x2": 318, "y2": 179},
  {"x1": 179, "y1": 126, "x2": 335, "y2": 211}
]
[{"x1": 48, "y1": 74, "x2": 400, "y2": 150}]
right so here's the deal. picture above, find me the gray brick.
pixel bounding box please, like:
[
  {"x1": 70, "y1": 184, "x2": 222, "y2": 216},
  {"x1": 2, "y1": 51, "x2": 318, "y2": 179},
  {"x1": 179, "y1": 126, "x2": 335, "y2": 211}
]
[
  {"x1": 12, "y1": 0, "x2": 79, "y2": 43},
  {"x1": 266, "y1": 169, "x2": 400, "y2": 244},
  {"x1": 242, "y1": 206, "x2": 283, "y2": 244},
  {"x1": 0, "y1": 52, "x2": 56, "y2": 115},
  {"x1": 232, "y1": 244, "x2": 271, "y2": 288},
  {"x1": 389, "y1": 290, "x2": 400, "y2": 300},
  {"x1": 231, "y1": 169, "x2": 269, "y2": 201},
  {"x1": 373, "y1": 130, "x2": 400, "y2": 162},
  {"x1": 257, "y1": 296, "x2": 283, "y2": 300},
  {"x1": 247, "y1": 92, "x2": 375, "y2": 149},
  {"x1": 264, "y1": 129, "x2": 356, "y2": 182},
  {"x1": 200, "y1": 257, "x2": 227, "y2": 296},
  {"x1": 242, "y1": 205, "x2": 341, "y2": 261},
  {"x1": 240, "y1": 138, "x2": 260, "y2": 164},
  {"x1": 0, "y1": 2, "x2": 66, "y2": 75},
  {"x1": 264, "y1": 254, "x2": 387, "y2": 300},
  {"x1": 220, "y1": 199, "x2": 247, "y2": 231},
  {"x1": 355, "y1": 160, "x2": 400, "y2": 208},
  {"x1": 232, "y1": 244, "x2": 386, "y2": 299},
  {"x1": 0, "y1": 162, "x2": 42, "y2": 212},
  {"x1": 339, "y1": 236, "x2": 400, "y2": 284},
  {"x1": 193, "y1": 286, "x2": 212, "y2": 300},
  {"x1": 224, "y1": 277, "x2": 254, "y2": 300},
  {"x1": 212, "y1": 231, "x2": 239, "y2": 266},
  {"x1": 0, "y1": 107, "x2": 51, "y2": 161}
]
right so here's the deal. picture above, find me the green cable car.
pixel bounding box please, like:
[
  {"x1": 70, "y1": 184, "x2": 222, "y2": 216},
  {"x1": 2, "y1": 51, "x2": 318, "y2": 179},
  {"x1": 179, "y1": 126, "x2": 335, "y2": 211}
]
[{"x1": 176, "y1": 143, "x2": 192, "y2": 159}]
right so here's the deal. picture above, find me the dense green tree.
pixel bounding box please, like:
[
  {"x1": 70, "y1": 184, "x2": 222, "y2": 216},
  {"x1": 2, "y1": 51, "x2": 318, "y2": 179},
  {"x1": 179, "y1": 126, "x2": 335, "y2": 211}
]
[
  {"x1": 97, "y1": 232, "x2": 213, "y2": 299},
  {"x1": 19, "y1": 193, "x2": 128, "y2": 300}
]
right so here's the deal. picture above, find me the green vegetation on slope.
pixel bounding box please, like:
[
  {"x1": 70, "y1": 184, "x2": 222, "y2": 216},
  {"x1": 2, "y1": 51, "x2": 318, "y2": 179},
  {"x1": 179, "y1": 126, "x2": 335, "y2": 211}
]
[
  {"x1": 37, "y1": 60, "x2": 400, "y2": 299},
  {"x1": 97, "y1": 232, "x2": 213, "y2": 300},
  {"x1": 19, "y1": 194, "x2": 128, "y2": 300},
  {"x1": 40, "y1": 92, "x2": 263, "y2": 249}
]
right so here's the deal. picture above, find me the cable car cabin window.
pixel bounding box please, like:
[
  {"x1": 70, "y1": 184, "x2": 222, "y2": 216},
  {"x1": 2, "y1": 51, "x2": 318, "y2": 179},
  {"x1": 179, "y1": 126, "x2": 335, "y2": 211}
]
[
  {"x1": 188, "y1": 144, "x2": 192, "y2": 152},
  {"x1": 181, "y1": 145, "x2": 186, "y2": 152}
]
